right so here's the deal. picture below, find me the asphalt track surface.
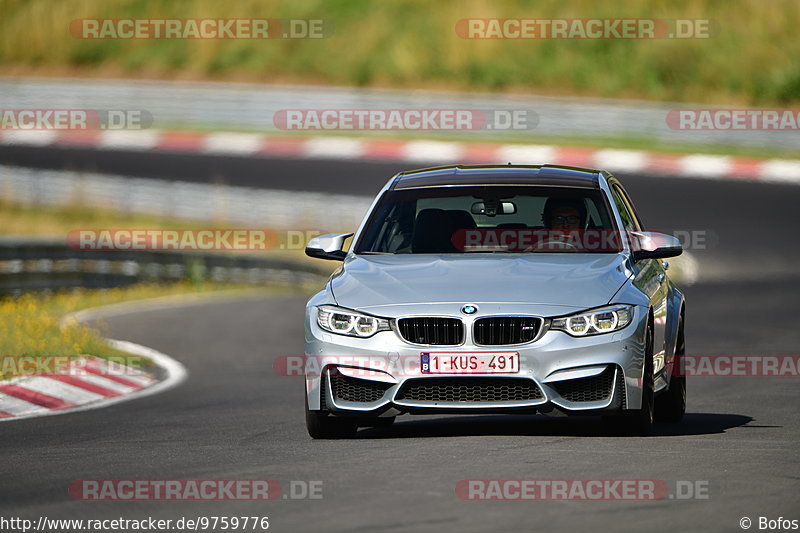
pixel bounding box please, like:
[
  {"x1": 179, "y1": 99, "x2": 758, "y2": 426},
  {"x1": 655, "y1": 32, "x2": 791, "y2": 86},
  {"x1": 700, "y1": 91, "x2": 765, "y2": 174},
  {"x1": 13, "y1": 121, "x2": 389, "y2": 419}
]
[{"x1": 1, "y1": 147, "x2": 799, "y2": 533}]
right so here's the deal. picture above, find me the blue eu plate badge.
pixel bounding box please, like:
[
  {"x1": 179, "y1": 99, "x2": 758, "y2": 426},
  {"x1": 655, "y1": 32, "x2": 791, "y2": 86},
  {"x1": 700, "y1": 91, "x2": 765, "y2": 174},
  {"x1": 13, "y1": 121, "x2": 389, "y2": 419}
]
[{"x1": 421, "y1": 353, "x2": 430, "y2": 373}]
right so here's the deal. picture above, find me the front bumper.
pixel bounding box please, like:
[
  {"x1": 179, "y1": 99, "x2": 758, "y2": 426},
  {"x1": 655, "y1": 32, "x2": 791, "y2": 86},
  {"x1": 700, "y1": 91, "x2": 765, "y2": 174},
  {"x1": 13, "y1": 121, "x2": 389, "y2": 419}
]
[{"x1": 304, "y1": 305, "x2": 648, "y2": 417}]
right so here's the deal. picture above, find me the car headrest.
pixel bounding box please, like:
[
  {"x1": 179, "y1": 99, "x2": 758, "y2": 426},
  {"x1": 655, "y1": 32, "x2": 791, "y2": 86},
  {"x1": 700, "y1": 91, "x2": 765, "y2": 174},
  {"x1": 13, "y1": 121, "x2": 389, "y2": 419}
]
[
  {"x1": 444, "y1": 209, "x2": 477, "y2": 231},
  {"x1": 413, "y1": 208, "x2": 476, "y2": 253}
]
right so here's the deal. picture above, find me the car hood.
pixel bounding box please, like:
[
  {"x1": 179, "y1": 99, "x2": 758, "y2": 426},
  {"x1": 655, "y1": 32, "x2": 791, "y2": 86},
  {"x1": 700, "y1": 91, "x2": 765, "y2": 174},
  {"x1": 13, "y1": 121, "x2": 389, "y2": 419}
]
[{"x1": 330, "y1": 253, "x2": 632, "y2": 312}]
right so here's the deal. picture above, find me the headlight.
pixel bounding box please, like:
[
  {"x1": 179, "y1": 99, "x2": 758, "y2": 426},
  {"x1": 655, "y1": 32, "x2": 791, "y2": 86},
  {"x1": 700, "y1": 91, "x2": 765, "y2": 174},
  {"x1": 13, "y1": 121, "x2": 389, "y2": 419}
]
[
  {"x1": 550, "y1": 305, "x2": 634, "y2": 337},
  {"x1": 316, "y1": 305, "x2": 391, "y2": 338}
]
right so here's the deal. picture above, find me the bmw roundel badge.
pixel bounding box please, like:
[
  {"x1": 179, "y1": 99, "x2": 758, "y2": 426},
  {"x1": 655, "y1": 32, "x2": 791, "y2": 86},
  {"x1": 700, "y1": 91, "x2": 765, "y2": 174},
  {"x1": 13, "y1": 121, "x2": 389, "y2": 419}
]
[{"x1": 461, "y1": 305, "x2": 478, "y2": 315}]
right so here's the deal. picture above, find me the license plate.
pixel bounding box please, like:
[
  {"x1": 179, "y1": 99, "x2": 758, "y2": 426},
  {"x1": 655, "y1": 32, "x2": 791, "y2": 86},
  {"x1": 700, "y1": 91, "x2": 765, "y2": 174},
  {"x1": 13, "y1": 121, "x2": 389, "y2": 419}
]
[{"x1": 421, "y1": 352, "x2": 519, "y2": 374}]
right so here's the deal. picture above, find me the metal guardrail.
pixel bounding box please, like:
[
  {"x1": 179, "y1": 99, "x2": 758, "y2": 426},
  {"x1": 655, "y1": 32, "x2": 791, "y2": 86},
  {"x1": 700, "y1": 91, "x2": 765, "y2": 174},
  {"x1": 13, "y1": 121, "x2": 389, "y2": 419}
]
[
  {"x1": 0, "y1": 164, "x2": 372, "y2": 231},
  {"x1": 0, "y1": 162, "x2": 350, "y2": 294},
  {"x1": 2, "y1": 77, "x2": 796, "y2": 150},
  {"x1": 0, "y1": 163, "x2": 356, "y2": 294},
  {"x1": 0, "y1": 238, "x2": 330, "y2": 295}
]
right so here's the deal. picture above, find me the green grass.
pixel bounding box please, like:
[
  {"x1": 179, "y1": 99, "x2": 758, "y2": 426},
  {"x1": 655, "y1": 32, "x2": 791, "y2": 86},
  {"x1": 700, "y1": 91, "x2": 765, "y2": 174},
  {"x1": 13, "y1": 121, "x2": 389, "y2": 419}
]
[{"x1": 1, "y1": 0, "x2": 798, "y2": 106}]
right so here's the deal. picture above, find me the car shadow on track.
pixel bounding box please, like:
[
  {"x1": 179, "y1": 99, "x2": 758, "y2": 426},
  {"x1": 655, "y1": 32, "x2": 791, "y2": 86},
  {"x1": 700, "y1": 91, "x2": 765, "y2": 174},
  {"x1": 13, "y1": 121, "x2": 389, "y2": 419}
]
[{"x1": 354, "y1": 413, "x2": 754, "y2": 439}]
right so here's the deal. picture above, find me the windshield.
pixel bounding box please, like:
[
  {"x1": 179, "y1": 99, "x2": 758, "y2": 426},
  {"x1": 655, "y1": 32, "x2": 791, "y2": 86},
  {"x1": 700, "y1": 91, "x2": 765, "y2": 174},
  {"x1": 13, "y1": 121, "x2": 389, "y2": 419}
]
[{"x1": 355, "y1": 186, "x2": 622, "y2": 254}]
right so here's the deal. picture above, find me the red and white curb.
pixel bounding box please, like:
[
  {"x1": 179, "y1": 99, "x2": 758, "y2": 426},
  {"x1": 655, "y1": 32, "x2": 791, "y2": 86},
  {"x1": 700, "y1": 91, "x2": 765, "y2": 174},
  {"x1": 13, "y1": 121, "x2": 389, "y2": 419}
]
[
  {"x1": 1, "y1": 129, "x2": 799, "y2": 184},
  {"x1": 0, "y1": 340, "x2": 186, "y2": 422}
]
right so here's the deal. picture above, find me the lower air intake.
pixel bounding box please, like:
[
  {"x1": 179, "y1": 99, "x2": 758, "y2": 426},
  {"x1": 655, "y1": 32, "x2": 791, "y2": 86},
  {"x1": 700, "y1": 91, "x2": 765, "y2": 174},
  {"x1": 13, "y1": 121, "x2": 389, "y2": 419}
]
[
  {"x1": 552, "y1": 366, "x2": 617, "y2": 403},
  {"x1": 330, "y1": 373, "x2": 392, "y2": 403},
  {"x1": 396, "y1": 377, "x2": 543, "y2": 403}
]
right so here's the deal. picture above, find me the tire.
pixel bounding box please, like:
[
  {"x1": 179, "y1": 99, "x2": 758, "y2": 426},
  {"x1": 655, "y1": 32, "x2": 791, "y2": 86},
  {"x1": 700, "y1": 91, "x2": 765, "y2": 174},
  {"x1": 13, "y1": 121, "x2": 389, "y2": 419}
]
[
  {"x1": 305, "y1": 386, "x2": 357, "y2": 439},
  {"x1": 604, "y1": 319, "x2": 654, "y2": 436},
  {"x1": 655, "y1": 314, "x2": 686, "y2": 423}
]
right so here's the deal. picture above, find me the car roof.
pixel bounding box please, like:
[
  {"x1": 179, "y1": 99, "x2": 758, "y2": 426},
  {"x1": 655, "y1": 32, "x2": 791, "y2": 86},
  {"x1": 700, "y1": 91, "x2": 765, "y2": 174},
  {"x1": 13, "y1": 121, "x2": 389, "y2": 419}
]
[{"x1": 390, "y1": 164, "x2": 601, "y2": 190}]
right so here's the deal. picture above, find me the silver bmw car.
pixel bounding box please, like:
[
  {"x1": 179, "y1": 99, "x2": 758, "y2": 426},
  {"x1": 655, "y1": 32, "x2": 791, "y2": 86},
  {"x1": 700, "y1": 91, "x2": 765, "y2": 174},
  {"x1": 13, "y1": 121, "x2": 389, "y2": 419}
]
[{"x1": 303, "y1": 164, "x2": 686, "y2": 438}]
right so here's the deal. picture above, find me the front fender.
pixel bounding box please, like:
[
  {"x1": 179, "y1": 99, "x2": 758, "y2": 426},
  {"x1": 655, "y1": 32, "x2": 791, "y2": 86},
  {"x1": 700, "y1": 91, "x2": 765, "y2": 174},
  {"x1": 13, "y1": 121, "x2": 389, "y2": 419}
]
[{"x1": 664, "y1": 281, "x2": 685, "y2": 380}]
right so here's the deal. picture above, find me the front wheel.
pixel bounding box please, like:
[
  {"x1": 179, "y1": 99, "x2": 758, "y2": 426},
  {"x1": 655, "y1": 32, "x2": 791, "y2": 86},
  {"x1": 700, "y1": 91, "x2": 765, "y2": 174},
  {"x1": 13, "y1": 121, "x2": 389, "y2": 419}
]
[
  {"x1": 604, "y1": 320, "x2": 654, "y2": 436},
  {"x1": 655, "y1": 315, "x2": 686, "y2": 423},
  {"x1": 305, "y1": 388, "x2": 357, "y2": 439}
]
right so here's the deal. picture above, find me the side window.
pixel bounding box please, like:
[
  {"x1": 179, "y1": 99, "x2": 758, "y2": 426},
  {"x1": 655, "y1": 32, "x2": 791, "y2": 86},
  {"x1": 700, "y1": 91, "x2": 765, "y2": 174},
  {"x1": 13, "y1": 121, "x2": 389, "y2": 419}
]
[{"x1": 610, "y1": 185, "x2": 637, "y2": 232}]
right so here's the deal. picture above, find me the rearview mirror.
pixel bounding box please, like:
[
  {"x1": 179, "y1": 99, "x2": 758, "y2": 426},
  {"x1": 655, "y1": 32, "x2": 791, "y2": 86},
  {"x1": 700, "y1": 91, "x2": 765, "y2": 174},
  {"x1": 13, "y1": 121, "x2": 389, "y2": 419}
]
[
  {"x1": 470, "y1": 201, "x2": 517, "y2": 216},
  {"x1": 630, "y1": 231, "x2": 683, "y2": 262},
  {"x1": 305, "y1": 233, "x2": 353, "y2": 261}
]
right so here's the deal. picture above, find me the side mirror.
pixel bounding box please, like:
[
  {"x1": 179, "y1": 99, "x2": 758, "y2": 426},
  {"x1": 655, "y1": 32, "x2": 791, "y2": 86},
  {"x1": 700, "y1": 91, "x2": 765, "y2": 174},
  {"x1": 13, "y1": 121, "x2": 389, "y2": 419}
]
[
  {"x1": 630, "y1": 231, "x2": 683, "y2": 262},
  {"x1": 305, "y1": 233, "x2": 353, "y2": 261}
]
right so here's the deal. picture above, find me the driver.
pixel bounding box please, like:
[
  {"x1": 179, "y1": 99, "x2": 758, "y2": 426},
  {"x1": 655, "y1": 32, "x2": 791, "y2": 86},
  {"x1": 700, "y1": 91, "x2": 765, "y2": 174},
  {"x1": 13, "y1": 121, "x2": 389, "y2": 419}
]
[
  {"x1": 539, "y1": 198, "x2": 587, "y2": 249},
  {"x1": 542, "y1": 197, "x2": 586, "y2": 232}
]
